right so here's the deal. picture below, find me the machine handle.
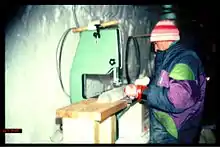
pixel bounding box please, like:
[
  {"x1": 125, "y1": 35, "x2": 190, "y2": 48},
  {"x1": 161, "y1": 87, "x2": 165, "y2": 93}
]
[
  {"x1": 72, "y1": 26, "x2": 88, "y2": 33},
  {"x1": 72, "y1": 20, "x2": 120, "y2": 33},
  {"x1": 100, "y1": 20, "x2": 119, "y2": 27}
]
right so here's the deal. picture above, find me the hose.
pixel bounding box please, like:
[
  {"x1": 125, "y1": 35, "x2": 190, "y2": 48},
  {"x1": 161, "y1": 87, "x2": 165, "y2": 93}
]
[
  {"x1": 56, "y1": 6, "x2": 81, "y2": 102},
  {"x1": 51, "y1": 6, "x2": 80, "y2": 142},
  {"x1": 52, "y1": 28, "x2": 74, "y2": 143},
  {"x1": 56, "y1": 28, "x2": 73, "y2": 100},
  {"x1": 125, "y1": 36, "x2": 141, "y2": 84}
]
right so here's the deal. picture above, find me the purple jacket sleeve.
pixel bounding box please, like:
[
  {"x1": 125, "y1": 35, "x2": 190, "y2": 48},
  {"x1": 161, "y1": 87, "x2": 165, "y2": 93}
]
[
  {"x1": 167, "y1": 78, "x2": 199, "y2": 110},
  {"x1": 142, "y1": 70, "x2": 200, "y2": 113}
]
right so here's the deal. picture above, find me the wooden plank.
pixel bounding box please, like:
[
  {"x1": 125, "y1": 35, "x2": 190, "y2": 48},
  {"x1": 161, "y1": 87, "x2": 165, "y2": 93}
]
[
  {"x1": 94, "y1": 101, "x2": 127, "y2": 122},
  {"x1": 56, "y1": 98, "x2": 127, "y2": 122},
  {"x1": 98, "y1": 115, "x2": 117, "y2": 143},
  {"x1": 56, "y1": 98, "x2": 97, "y2": 118},
  {"x1": 62, "y1": 115, "x2": 117, "y2": 143}
]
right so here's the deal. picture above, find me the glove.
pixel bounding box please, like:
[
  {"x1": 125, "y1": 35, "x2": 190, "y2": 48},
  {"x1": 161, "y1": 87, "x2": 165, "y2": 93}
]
[
  {"x1": 134, "y1": 76, "x2": 150, "y2": 85},
  {"x1": 124, "y1": 84, "x2": 147, "y2": 101},
  {"x1": 124, "y1": 76, "x2": 149, "y2": 101},
  {"x1": 124, "y1": 84, "x2": 138, "y2": 98}
]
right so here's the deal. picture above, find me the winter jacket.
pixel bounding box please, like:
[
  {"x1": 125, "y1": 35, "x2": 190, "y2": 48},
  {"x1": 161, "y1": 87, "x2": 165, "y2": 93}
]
[{"x1": 142, "y1": 41, "x2": 206, "y2": 143}]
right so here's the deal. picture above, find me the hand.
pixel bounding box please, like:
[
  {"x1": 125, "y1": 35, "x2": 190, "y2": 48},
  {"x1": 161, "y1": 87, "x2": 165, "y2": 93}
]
[
  {"x1": 124, "y1": 84, "x2": 138, "y2": 98},
  {"x1": 124, "y1": 84, "x2": 148, "y2": 101}
]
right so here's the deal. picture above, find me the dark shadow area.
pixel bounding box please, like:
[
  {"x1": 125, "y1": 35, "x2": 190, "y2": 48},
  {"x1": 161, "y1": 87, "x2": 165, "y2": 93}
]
[
  {"x1": 176, "y1": 4, "x2": 218, "y2": 142},
  {"x1": 5, "y1": 5, "x2": 26, "y2": 31}
]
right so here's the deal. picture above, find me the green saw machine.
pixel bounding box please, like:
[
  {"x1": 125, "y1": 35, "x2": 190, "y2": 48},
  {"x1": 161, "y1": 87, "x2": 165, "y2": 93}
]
[
  {"x1": 57, "y1": 20, "x2": 143, "y2": 103},
  {"x1": 70, "y1": 21, "x2": 122, "y2": 103},
  {"x1": 55, "y1": 6, "x2": 176, "y2": 141},
  {"x1": 56, "y1": 20, "x2": 150, "y2": 141},
  {"x1": 57, "y1": 5, "x2": 176, "y2": 103}
]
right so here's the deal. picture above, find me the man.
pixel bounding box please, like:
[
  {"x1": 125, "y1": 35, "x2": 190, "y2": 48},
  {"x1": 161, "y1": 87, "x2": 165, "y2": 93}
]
[{"x1": 124, "y1": 20, "x2": 206, "y2": 143}]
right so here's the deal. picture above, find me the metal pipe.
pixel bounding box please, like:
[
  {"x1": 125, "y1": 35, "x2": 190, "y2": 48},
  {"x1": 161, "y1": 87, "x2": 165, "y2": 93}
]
[{"x1": 132, "y1": 34, "x2": 150, "y2": 38}]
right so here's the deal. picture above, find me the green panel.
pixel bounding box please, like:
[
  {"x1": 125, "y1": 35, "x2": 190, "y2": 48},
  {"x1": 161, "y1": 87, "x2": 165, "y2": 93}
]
[
  {"x1": 169, "y1": 63, "x2": 195, "y2": 80},
  {"x1": 154, "y1": 111, "x2": 178, "y2": 139},
  {"x1": 70, "y1": 29, "x2": 120, "y2": 103}
]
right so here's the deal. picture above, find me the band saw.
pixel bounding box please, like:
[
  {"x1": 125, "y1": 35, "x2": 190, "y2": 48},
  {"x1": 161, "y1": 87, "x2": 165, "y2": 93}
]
[{"x1": 55, "y1": 20, "x2": 152, "y2": 143}]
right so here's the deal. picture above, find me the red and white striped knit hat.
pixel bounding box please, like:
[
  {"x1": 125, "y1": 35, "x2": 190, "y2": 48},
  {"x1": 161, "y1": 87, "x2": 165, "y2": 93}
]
[{"x1": 150, "y1": 20, "x2": 180, "y2": 42}]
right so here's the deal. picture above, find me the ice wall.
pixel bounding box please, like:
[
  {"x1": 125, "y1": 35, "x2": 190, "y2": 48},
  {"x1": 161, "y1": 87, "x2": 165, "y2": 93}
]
[{"x1": 5, "y1": 5, "x2": 160, "y2": 143}]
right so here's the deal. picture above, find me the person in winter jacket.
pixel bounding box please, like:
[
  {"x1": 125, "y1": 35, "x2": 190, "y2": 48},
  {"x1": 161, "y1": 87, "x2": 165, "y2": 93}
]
[{"x1": 124, "y1": 20, "x2": 206, "y2": 144}]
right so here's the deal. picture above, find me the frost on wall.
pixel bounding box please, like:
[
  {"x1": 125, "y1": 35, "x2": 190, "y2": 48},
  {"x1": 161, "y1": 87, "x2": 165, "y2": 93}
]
[{"x1": 5, "y1": 5, "x2": 160, "y2": 143}]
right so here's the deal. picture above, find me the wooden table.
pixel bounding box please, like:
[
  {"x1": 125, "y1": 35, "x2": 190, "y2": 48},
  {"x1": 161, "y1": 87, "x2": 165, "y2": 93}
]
[{"x1": 56, "y1": 98, "x2": 127, "y2": 143}]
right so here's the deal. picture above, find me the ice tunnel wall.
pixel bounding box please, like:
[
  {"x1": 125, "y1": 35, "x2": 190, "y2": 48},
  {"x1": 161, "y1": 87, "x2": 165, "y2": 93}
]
[{"x1": 5, "y1": 5, "x2": 161, "y2": 143}]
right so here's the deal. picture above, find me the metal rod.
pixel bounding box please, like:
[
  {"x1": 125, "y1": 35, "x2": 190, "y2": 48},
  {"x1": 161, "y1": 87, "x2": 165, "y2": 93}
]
[
  {"x1": 72, "y1": 20, "x2": 120, "y2": 33},
  {"x1": 132, "y1": 34, "x2": 151, "y2": 38}
]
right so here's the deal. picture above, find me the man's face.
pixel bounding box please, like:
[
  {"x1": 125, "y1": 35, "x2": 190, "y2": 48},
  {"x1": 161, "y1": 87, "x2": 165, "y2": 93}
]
[{"x1": 153, "y1": 41, "x2": 172, "y2": 52}]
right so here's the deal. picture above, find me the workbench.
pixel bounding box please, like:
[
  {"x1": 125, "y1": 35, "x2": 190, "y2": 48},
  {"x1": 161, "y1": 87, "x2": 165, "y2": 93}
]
[{"x1": 56, "y1": 98, "x2": 149, "y2": 143}]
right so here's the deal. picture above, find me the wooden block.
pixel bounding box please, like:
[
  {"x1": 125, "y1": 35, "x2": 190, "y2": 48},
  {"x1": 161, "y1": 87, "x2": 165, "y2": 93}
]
[
  {"x1": 62, "y1": 115, "x2": 117, "y2": 143},
  {"x1": 56, "y1": 98, "x2": 127, "y2": 122},
  {"x1": 97, "y1": 115, "x2": 117, "y2": 143},
  {"x1": 57, "y1": 98, "x2": 127, "y2": 143}
]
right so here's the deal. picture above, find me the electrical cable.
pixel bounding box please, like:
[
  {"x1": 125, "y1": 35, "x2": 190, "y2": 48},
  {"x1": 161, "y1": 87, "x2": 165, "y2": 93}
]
[
  {"x1": 125, "y1": 36, "x2": 141, "y2": 84},
  {"x1": 51, "y1": 28, "x2": 74, "y2": 143},
  {"x1": 56, "y1": 28, "x2": 73, "y2": 100},
  {"x1": 51, "y1": 6, "x2": 80, "y2": 142},
  {"x1": 55, "y1": 6, "x2": 80, "y2": 101}
]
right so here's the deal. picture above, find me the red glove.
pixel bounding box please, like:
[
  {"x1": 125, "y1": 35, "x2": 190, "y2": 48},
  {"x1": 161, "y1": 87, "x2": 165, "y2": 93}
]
[{"x1": 124, "y1": 84, "x2": 147, "y2": 102}]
